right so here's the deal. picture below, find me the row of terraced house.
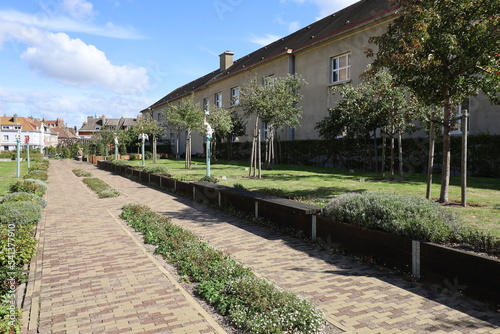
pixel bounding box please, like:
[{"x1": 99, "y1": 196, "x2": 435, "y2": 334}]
[{"x1": 141, "y1": 0, "x2": 500, "y2": 156}]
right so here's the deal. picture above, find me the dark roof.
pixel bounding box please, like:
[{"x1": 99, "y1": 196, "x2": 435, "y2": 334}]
[{"x1": 144, "y1": 0, "x2": 398, "y2": 111}]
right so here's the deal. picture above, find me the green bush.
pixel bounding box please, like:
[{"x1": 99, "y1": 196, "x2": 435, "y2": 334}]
[
  {"x1": 233, "y1": 183, "x2": 247, "y2": 190},
  {"x1": 0, "y1": 152, "x2": 14, "y2": 160},
  {"x1": 0, "y1": 222, "x2": 37, "y2": 267},
  {"x1": 259, "y1": 187, "x2": 286, "y2": 198},
  {"x1": 142, "y1": 165, "x2": 169, "y2": 175},
  {"x1": 0, "y1": 201, "x2": 43, "y2": 225},
  {"x1": 9, "y1": 179, "x2": 48, "y2": 197},
  {"x1": 129, "y1": 154, "x2": 139, "y2": 161},
  {"x1": 120, "y1": 204, "x2": 324, "y2": 333},
  {"x1": 145, "y1": 151, "x2": 153, "y2": 160},
  {"x1": 2, "y1": 192, "x2": 47, "y2": 208},
  {"x1": 23, "y1": 169, "x2": 48, "y2": 181},
  {"x1": 72, "y1": 169, "x2": 92, "y2": 177},
  {"x1": 323, "y1": 192, "x2": 462, "y2": 243},
  {"x1": 199, "y1": 176, "x2": 219, "y2": 184}
]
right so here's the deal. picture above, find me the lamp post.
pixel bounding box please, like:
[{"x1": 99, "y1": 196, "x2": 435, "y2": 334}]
[
  {"x1": 138, "y1": 133, "x2": 148, "y2": 167},
  {"x1": 204, "y1": 114, "x2": 213, "y2": 177},
  {"x1": 114, "y1": 135, "x2": 119, "y2": 161},
  {"x1": 25, "y1": 135, "x2": 30, "y2": 169},
  {"x1": 15, "y1": 130, "x2": 21, "y2": 178}
]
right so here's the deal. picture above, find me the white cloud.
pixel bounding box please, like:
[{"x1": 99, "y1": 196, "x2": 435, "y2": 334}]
[
  {"x1": 0, "y1": 9, "x2": 145, "y2": 39},
  {"x1": 274, "y1": 17, "x2": 300, "y2": 33},
  {"x1": 249, "y1": 33, "x2": 281, "y2": 46},
  {"x1": 61, "y1": 0, "x2": 96, "y2": 20},
  {"x1": 19, "y1": 31, "x2": 149, "y2": 94}
]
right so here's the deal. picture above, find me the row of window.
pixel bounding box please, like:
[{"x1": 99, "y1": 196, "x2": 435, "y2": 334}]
[
  {"x1": 200, "y1": 54, "x2": 351, "y2": 112},
  {"x1": 203, "y1": 87, "x2": 240, "y2": 111}
]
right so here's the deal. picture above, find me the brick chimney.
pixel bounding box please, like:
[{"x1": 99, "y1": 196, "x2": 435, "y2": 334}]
[{"x1": 219, "y1": 51, "x2": 234, "y2": 71}]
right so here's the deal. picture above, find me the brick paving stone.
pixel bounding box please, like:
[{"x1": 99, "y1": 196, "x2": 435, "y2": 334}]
[{"x1": 22, "y1": 160, "x2": 226, "y2": 334}]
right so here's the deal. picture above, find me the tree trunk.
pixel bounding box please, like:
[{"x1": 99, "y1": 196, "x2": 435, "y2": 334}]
[
  {"x1": 390, "y1": 133, "x2": 395, "y2": 180},
  {"x1": 374, "y1": 130, "x2": 378, "y2": 173},
  {"x1": 382, "y1": 131, "x2": 386, "y2": 179},
  {"x1": 440, "y1": 88, "x2": 452, "y2": 203},
  {"x1": 176, "y1": 133, "x2": 180, "y2": 159},
  {"x1": 426, "y1": 122, "x2": 435, "y2": 200},
  {"x1": 461, "y1": 110, "x2": 468, "y2": 207},
  {"x1": 250, "y1": 117, "x2": 258, "y2": 178},
  {"x1": 398, "y1": 131, "x2": 403, "y2": 178},
  {"x1": 153, "y1": 135, "x2": 157, "y2": 164},
  {"x1": 258, "y1": 128, "x2": 262, "y2": 179}
]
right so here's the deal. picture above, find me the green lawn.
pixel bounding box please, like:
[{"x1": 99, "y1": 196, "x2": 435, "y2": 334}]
[
  {"x1": 0, "y1": 161, "x2": 28, "y2": 198},
  {"x1": 126, "y1": 158, "x2": 500, "y2": 236}
]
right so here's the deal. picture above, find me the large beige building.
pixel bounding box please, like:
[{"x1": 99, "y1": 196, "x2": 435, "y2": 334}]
[{"x1": 143, "y1": 0, "x2": 500, "y2": 155}]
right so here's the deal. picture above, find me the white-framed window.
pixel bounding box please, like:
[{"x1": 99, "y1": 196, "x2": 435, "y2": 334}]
[
  {"x1": 203, "y1": 98, "x2": 210, "y2": 112},
  {"x1": 230, "y1": 87, "x2": 240, "y2": 106},
  {"x1": 3, "y1": 135, "x2": 8, "y2": 141},
  {"x1": 330, "y1": 53, "x2": 351, "y2": 84},
  {"x1": 214, "y1": 92, "x2": 222, "y2": 108},
  {"x1": 263, "y1": 75, "x2": 275, "y2": 86}
]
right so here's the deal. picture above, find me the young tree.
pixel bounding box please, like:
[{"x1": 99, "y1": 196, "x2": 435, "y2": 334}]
[
  {"x1": 162, "y1": 94, "x2": 204, "y2": 169},
  {"x1": 206, "y1": 105, "x2": 233, "y2": 161},
  {"x1": 240, "y1": 74, "x2": 307, "y2": 176},
  {"x1": 368, "y1": 0, "x2": 500, "y2": 203},
  {"x1": 135, "y1": 111, "x2": 165, "y2": 163}
]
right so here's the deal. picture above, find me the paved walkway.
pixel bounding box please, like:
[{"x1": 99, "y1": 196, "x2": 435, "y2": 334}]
[{"x1": 23, "y1": 159, "x2": 500, "y2": 333}]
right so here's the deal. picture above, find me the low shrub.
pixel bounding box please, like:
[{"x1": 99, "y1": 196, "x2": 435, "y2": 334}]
[
  {"x1": 9, "y1": 179, "x2": 48, "y2": 197},
  {"x1": 233, "y1": 183, "x2": 247, "y2": 190},
  {"x1": 199, "y1": 176, "x2": 219, "y2": 184},
  {"x1": 323, "y1": 192, "x2": 462, "y2": 243},
  {"x1": 23, "y1": 169, "x2": 48, "y2": 181},
  {"x1": 111, "y1": 159, "x2": 130, "y2": 166},
  {"x1": 82, "y1": 178, "x2": 120, "y2": 198},
  {"x1": 28, "y1": 161, "x2": 49, "y2": 171},
  {"x1": 2, "y1": 192, "x2": 47, "y2": 208},
  {"x1": 259, "y1": 187, "x2": 286, "y2": 198},
  {"x1": 120, "y1": 204, "x2": 324, "y2": 333},
  {"x1": 0, "y1": 201, "x2": 43, "y2": 225},
  {"x1": 0, "y1": 152, "x2": 14, "y2": 160},
  {"x1": 129, "y1": 154, "x2": 139, "y2": 161},
  {"x1": 72, "y1": 169, "x2": 92, "y2": 177},
  {"x1": 142, "y1": 165, "x2": 169, "y2": 175},
  {"x1": 0, "y1": 222, "x2": 38, "y2": 266},
  {"x1": 145, "y1": 151, "x2": 153, "y2": 160}
]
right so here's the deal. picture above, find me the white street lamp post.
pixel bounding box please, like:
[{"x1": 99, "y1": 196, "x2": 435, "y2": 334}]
[
  {"x1": 25, "y1": 135, "x2": 30, "y2": 169},
  {"x1": 138, "y1": 133, "x2": 149, "y2": 167},
  {"x1": 114, "y1": 135, "x2": 119, "y2": 160},
  {"x1": 15, "y1": 130, "x2": 21, "y2": 177},
  {"x1": 204, "y1": 114, "x2": 213, "y2": 177}
]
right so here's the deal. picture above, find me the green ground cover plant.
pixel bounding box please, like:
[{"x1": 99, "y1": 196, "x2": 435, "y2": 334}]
[
  {"x1": 0, "y1": 159, "x2": 47, "y2": 333},
  {"x1": 124, "y1": 158, "x2": 500, "y2": 236},
  {"x1": 2, "y1": 192, "x2": 47, "y2": 208},
  {"x1": 9, "y1": 179, "x2": 47, "y2": 197},
  {"x1": 82, "y1": 178, "x2": 120, "y2": 198},
  {"x1": 120, "y1": 203, "x2": 324, "y2": 334},
  {"x1": 71, "y1": 169, "x2": 93, "y2": 177}
]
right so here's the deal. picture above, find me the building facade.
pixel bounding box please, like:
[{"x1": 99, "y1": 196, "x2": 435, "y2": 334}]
[{"x1": 143, "y1": 0, "x2": 500, "y2": 155}]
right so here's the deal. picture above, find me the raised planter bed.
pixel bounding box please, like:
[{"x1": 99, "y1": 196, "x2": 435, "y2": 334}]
[{"x1": 97, "y1": 160, "x2": 500, "y2": 306}]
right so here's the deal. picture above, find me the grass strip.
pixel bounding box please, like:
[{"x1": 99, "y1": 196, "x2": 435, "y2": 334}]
[
  {"x1": 120, "y1": 203, "x2": 324, "y2": 334},
  {"x1": 82, "y1": 177, "x2": 119, "y2": 198}
]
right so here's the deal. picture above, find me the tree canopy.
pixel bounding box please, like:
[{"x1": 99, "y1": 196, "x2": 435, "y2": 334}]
[{"x1": 368, "y1": 0, "x2": 500, "y2": 202}]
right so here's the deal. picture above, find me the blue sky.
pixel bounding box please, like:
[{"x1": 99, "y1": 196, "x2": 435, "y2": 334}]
[{"x1": 0, "y1": 0, "x2": 358, "y2": 128}]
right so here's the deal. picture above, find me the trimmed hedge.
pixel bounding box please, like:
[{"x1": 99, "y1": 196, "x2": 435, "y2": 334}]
[{"x1": 217, "y1": 135, "x2": 500, "y2": 177}]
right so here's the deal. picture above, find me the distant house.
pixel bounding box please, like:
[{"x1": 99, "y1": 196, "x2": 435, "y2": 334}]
[
  {"x1": 142, "y1": 0, "x2": 500, "y2": 155},
  {"x1": 0, "y1": 115, "x2": 58, "y2": 152},
  {"x1": 78, "y1": 115, "x2": 140, "y2": 139}
]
